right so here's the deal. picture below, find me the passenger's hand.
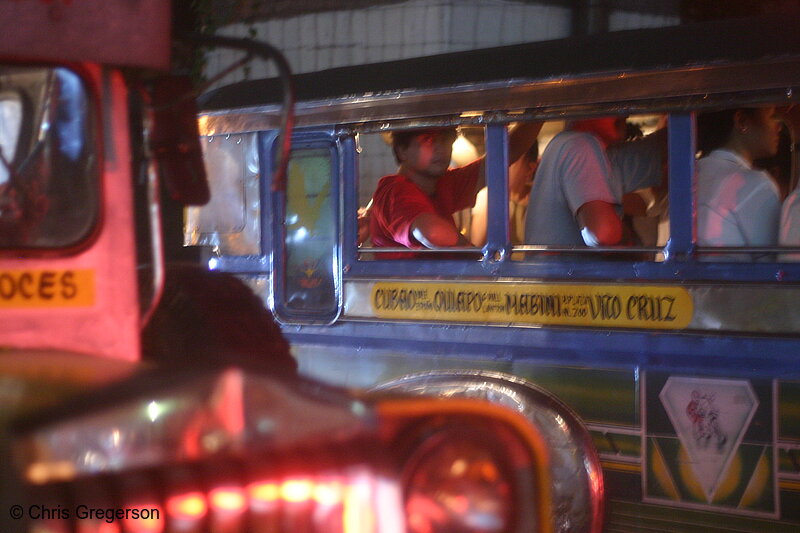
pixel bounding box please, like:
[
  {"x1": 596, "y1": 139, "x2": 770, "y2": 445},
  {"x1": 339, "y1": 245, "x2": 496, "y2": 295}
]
[{"x1": 357, "y1": 206, "x2": 371, "y2": 246}]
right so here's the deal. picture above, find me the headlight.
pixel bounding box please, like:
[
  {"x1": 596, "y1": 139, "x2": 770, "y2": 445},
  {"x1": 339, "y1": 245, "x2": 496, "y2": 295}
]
[
  {"x1": 377, "y1": 398, "x2": 554, "y2": 533},
  {"x1": 374, "y1": 371, "x2": 604, "y2": 533}
]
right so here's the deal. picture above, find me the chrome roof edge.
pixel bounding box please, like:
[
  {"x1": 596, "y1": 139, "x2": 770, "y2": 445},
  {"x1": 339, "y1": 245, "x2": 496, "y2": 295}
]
[{"x1": 199, "y1": 56, "x2": 800, "y2": 136}]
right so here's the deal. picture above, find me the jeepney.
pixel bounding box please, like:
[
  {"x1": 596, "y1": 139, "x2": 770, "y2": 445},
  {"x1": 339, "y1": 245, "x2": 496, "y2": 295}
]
[{"x1": 195, "y1": 14, "x2": 800, "y2": 532}]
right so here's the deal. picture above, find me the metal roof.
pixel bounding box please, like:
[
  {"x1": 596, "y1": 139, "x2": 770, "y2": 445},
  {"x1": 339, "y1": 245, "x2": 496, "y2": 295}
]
[{"x1": 200, "y1": 15, "x2": 800, "y2": 112}]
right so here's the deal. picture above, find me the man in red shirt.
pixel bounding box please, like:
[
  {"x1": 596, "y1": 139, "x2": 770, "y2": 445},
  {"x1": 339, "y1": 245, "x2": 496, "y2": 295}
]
[{"x1": 369, "y1": 122, "x2": 541, "y2": 256}]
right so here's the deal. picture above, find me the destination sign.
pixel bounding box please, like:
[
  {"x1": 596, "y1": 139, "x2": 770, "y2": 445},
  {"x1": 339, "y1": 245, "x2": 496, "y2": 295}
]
[
  {"x1": 371, "y1": 282, "x2": 693, "y2": 329},
  {"x1": 0, "y1": 269, "x2": 95, "y2": 308}
]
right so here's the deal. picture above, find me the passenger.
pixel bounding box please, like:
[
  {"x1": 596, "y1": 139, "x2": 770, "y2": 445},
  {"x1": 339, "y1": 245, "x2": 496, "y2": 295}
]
[
  {"x1": 754, "y1": 122, "x2": 793, "y2": 200},
  {"x1": 470, "y1": 142, "x2": 539, "y2": 246},
  {"x1": 608, "y1": 124, "x2": 669, "y2": 247},
  {"x1": 524, "y1": 117, "x2": 625, "y2": 248},
  {"x1": 696, "y1": 107, "x2": 781, "y2": 260},
  {"x1": 368, "y1": 122, "x2": 541, "y2": 257},
  {"x1": 778, "y1": 105, "x2": 800, "y2": 260}
]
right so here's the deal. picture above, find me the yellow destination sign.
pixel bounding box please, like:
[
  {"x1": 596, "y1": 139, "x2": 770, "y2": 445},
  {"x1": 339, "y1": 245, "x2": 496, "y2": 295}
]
[
  {"x1": 371, "y1": 282, "x2": 693, "y2": 329},
  {"x1": 0, "y1": 270, "x2": 95, "y2": 308}
]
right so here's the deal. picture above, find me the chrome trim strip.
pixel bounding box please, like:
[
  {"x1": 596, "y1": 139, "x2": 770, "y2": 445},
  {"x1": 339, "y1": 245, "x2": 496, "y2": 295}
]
[{"x1": 199, "y1": 59, "x2": 800, "y2": 135}]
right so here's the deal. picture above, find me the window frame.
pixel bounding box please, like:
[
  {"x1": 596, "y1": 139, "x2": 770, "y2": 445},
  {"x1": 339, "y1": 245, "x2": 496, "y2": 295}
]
[
  {"x1": 0, "y1": 64, "x2": 101, "y2": 254},
  {"x1": 267, "y1": 128, "x2": 343, "y2": 324},
  {"x1": 345, "y1": 103, "x2": 800, "y2": 283}
]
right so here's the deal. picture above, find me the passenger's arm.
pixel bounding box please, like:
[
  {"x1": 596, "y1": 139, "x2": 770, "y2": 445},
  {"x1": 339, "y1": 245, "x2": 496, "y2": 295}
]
[
  {"x1": 622, "y1": 191, "x2": 649, "y2": 217},
  {"x1": 472, "y1": 121, "x2": 543, "y2": 192},
  {"x1": 469, "y1": 187, "x2": 489, "y2": 247},
  {"x1": 411, "y1": 212, "x2": 472, "y2": 248},
  {"x1": 576, "y1": 200, "x2": 622, "y2": 246},
  {"x1": 357, "y1": 204, "x2": 372, "y2": 246},
  {"x1": 508, "y1": 121, "x2": 543, "y2": 164}
]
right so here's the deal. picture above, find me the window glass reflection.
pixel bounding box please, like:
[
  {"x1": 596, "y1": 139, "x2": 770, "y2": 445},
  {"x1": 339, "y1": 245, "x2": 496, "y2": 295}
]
[
  {"x1": 0, "y1": 66, "x2": 96, "y2": 248},
  {"x1": 283, "y1": 148, "x2": 336, "y2": 313}
]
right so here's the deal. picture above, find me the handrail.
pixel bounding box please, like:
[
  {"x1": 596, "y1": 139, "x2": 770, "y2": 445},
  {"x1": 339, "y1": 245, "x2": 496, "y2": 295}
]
[{"x1": 179, "y1": 32, "x2": 295, "y2": 193}]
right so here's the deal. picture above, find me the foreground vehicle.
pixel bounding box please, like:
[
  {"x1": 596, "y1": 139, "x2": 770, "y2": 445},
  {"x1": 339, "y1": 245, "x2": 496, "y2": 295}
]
[
  {"x1": 195, "y1": 14, "x2": 800, "y2": 532},
  {"x1": 0, "y1": 3, "x2": 559, "y2": 532}
]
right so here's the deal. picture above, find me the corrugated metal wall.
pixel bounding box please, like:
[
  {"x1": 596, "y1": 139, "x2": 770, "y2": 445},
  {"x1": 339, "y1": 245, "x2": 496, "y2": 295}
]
[{"x1": 204, "y1": 0, "x2": 678, "y2": 86}]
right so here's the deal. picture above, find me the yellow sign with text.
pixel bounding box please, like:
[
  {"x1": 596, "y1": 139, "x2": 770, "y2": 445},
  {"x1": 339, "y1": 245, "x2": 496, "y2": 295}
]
[
  {"x1": 371, "y1": 282, "x2": 693, "y2": 329},
  {"x1": 0, "y1": 270, "x2": 95, "y2": 308}
]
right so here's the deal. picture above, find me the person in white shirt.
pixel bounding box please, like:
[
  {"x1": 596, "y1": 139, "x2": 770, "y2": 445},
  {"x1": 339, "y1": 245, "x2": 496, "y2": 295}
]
[
  {"x1": 524, "y1": 117, "x2": 626, "y2": 248},
  {"x1": 696, "y1": 107, "x2": 782, "y2": 261}
]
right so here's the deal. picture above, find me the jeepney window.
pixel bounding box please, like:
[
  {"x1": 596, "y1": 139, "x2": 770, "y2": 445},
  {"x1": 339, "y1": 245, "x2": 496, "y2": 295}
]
[
  {"x1": 185, "y1": 133, "x2": 260, "y2": 255},
  {"x1": 694, "y1": 104, "x2": 797, "y2": 262},
  {"x1": 356, "y1": 125, "x2": 486, "y2": 258},
  {"x1": 0, "y1": 66, "x2": 97, "y2": 249},
  {"x1": 278, "y1": 145, "x2": 338, "y2": 319},
  {"x1": 355, "y1": 116, "x2": 673, "y2": 261},
  {"x1": 518, "y1": 114, "x2": 669, "y2": 260}
]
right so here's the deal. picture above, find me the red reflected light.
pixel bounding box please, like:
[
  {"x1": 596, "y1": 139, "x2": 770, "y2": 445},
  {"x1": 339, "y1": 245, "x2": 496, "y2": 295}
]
[
  {"x1": 343, "y1": 480, "x2": 376, "y2": 533},
  {"x1": 209, "y1": 486, "x2": 246, "y2": 513},
  {"x1": 248, "y1": 477, "x2": 345, "y2": 508},
  {"x1": 166, "y1": 491, "x2": 207, "y2": 520},
  {"x1": 96, "y1": 522, "x2": 122, "y2": 533},
  {"x1": 281, "y1": 479, "x2": 314, "y2": 503},
  {"x1": 314, "y1": 481, "x2": 343, "y2": 506},
  {"x1": 403, "y1": 433, "x2": 512, "y2": 533},
  {"x1": 248, "y1": 480, "x2": 280, "y2": 503}
]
